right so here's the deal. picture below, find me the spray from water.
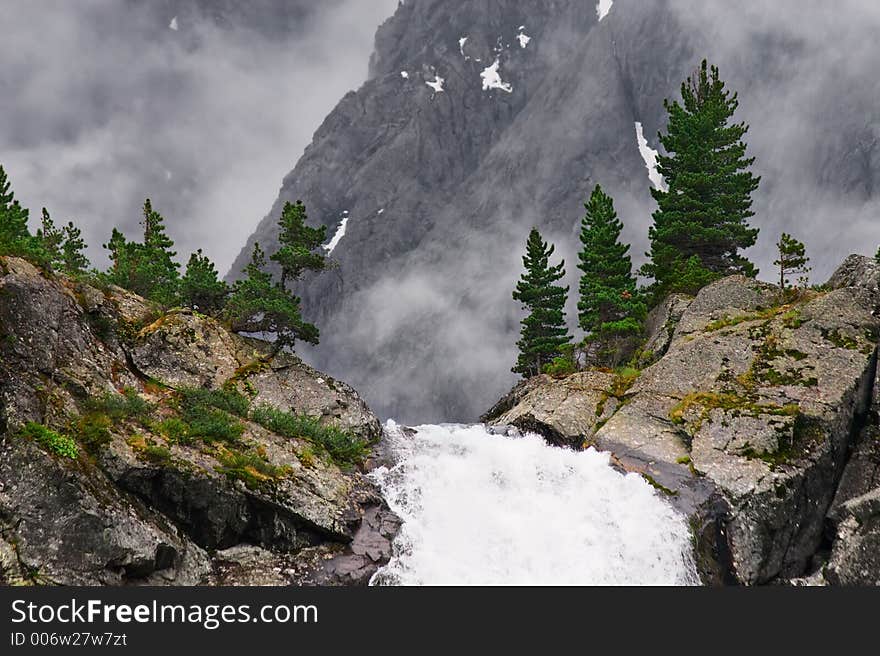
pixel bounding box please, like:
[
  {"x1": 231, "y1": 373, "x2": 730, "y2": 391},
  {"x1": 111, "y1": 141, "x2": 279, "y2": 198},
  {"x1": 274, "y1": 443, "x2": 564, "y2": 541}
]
[{"x1": 371, "y1": 422, "x2": 699, "y2": 586}]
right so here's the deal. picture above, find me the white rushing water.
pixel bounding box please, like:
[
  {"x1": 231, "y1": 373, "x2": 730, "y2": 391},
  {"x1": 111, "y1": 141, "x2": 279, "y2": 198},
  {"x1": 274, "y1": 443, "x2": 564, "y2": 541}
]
[{"x1": 371, "y1": 422, "x2": 698, "y2": 586}]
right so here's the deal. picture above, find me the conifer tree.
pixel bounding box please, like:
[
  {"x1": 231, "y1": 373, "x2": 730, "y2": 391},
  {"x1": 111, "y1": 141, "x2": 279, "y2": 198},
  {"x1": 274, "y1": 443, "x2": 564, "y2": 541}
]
[
  {"x1": 103, "y1": 199, "x2": 179, "y2": 306},
  {"x1": 181, "y1": 249, "x2": 228, "y2": 315},
  {"x1": 225, "y1": 243, "x2": 317, "y2": 354},
  {"x1": 577, "y1": 185, "x2": 645, "y2": 364},
  {"x1": 512, "y1": 228, "x2": 571, "y2": 377},
  {"x1": 104, "y1": 227, "x2": 139, "y2": 287},
  {"x1": 0, "y1": 166, "x2": 30, "y2": 250},
  {"x1": 59, "y1": 221, "x2": 89, "y2": 275},
  {"x1": 226, "y1": 201, "x2": 327, "y2": 354},
  {"x1": 774, "y1": 233, "x2": 811, "y2": 290},
  {"x1": 270, "y1": 201, "x2": 328, "y2": 287},
  {"x1": 139, "y1": 199, "x2": 180, "y2": 306},
  {"x1": 37, "y1": 208, "x2": 90, "y2": 275},
  {"x1": 641, "y1": 60, "x2": 760, "y2": 300},
  {"x1": 37, "y1": 208, "x2": 63, "y2": 263},
  {"x1": 0, "y1": 165, "x2": 45, "y2": 263}
]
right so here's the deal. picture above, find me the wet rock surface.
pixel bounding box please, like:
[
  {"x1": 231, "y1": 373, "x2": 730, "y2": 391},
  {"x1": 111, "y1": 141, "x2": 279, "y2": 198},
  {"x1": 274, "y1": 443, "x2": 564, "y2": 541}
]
[{"x1": 0, "y1": 257, "x2": 397, "y2": 586}]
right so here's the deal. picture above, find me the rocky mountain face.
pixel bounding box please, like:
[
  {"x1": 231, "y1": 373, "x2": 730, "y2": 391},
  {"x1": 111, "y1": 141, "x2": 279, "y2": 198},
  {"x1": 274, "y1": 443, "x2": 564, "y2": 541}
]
[
  {"x1": 484, "y1": 255, "x2": 880, "y2": 585},
  {"x1": 233, "y1": 0, "x2": 880, "y2": 423},
  {"x1": 0, "y1": 256, "x2": 398, "y2": 586}
]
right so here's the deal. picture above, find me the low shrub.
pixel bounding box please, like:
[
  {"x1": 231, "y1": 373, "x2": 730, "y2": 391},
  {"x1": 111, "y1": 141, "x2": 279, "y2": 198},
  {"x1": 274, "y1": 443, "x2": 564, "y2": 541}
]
[
  {"x1": 19, "y1": 422, "x2": 79, "y2": 459},
  {"x1": 73, "y1": 412, "x2": 113, "y2": 451},
  {"x1": 156, "y1": 417, "x2": 192, "y2": 445}
]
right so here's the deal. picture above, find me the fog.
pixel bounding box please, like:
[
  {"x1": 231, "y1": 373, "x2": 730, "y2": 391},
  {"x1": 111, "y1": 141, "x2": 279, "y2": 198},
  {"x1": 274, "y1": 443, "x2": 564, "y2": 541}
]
[
  {"x1": 0, "y1": 0, "x2": 398, "y2": 272},
  {"x1": 669, "y1": 0, "x2": 880, "y2": 281},
  {"x1": 296, "y1": 0, "x2": 880, "y2": 422},
  {"x1": 3, "y1": 1, "x2": 878, "y2": 423}
]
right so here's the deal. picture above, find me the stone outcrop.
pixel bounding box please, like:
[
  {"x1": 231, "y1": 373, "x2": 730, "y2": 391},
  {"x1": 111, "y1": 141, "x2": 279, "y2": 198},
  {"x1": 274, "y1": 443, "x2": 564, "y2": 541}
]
[
  {"x1": 0, "y1": 256, "x2": 396, "y2": 586},
  {"x1": 485, "y1": 255, "x2": 880, "y2": 585},
  {"x1": 480, "y1": 371, "x2": 617, "y2": 449}
]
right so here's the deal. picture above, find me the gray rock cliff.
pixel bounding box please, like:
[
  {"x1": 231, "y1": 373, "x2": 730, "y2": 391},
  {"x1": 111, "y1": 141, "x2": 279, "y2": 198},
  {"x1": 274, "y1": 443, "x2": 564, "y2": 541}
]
[{"x1": 0, "y1": 256, "x2": 397, "y2": 586}]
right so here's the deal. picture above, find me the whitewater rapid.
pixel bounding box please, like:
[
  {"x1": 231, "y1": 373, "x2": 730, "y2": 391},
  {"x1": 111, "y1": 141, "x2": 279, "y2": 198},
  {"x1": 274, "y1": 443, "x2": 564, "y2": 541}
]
[{"x1": 370, "y1": 422, "x2": 699, "y2": 585}]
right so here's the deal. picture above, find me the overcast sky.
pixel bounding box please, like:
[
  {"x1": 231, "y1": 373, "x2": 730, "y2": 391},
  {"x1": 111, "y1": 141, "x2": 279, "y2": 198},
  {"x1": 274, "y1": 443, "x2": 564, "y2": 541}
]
[{"x1": 0, "y1": 0, "x2": 398, "y2": 272}]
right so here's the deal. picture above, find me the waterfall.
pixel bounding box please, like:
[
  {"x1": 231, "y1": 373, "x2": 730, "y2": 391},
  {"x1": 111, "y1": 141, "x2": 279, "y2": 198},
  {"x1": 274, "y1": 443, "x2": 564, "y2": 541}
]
[{"x1": 371, "y1": 422, "x2": 699, "y2": 585}]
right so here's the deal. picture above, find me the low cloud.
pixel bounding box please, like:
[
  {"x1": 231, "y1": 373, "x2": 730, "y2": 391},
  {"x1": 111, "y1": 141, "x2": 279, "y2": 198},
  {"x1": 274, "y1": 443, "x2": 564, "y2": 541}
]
[{"x1": 0, "y1": 0, "x2": 398, "y2": 271}]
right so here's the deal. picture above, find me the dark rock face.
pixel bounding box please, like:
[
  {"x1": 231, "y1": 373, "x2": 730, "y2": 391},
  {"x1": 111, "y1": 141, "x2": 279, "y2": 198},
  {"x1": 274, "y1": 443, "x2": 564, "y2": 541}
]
[
  {"x1": 485, "y1": 256, "x2": 880, "y2": 585},
  {"x1": 0, "y1": 257, "x2": 396, "y2": 586},
  {"x1": 233, "y1": 0, "x2": 880, "y2": 423}
]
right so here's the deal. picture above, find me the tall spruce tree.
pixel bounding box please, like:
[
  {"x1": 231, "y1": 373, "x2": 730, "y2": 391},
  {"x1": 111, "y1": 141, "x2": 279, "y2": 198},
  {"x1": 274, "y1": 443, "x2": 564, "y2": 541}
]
[
  {"x1": 139, "y1": 199, "x2": 180, "y2": 306},
  {"x1": 37, "y1": 208, "x2": 63, "y2": 263},
  {"x1": 0, "y1": 166, "x2": 30, "y2": 251},
  {"x1": 512, "y1": 228, "x2": 571, "y2": 377},
  {"x1": 577, "y1": 185, "x2": 645, "y2": 364},
  {"x1": 641, "y1": 59, "x2": 760, "y2": 300},
  {"x1": 225, "y1": 243, "x2": 318, "y2": 354}
]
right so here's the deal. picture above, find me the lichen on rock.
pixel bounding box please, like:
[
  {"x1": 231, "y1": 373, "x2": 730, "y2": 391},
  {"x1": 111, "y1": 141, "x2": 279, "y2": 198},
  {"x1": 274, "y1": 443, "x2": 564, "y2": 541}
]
[{"x1": 0, "y1": 256, "x2": 397, "y2": 586}]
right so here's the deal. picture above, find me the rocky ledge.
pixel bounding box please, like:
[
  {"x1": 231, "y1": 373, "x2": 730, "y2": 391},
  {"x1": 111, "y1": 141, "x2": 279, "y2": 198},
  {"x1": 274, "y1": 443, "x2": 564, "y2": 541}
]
[
  {"x1": 0, "y1": 256, "x2": 399, "y2": 586},
  {"x1": 484, "y1": 255, "x2": 880, "y2": 585}
]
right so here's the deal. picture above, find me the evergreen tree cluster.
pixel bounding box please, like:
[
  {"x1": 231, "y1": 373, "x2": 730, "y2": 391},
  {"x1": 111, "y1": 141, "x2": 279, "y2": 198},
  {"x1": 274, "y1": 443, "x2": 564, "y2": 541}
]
[
  {"x1": 512, "y1": 59, "x2": 819, "y2": 378},
  {"x1": 0, "y1": 164, "x2": 331, "y2": 355}
]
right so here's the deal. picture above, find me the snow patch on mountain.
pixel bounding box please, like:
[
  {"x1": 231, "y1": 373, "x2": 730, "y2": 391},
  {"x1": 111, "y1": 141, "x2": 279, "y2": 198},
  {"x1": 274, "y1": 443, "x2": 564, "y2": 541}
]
[
  {"x1": 597, "y1": 0, "x2": 613, "y2": 21},
  {"x1": 323, "y1": 216, "x2": 349, "y2": 254},
  {"x1": 459, "y1": 37, "x2": 469, "y2": 57},
  {"x1": 426, "y1": 75, "x2": 445, "y2": 93},
  {"x1": 517, "y1": 30, "x2": 531, "y2": 48},
  {"x1": 635, "y1": 122, "x2": 667, "y2": 191},
  {"x1": 169, "y1": 16, "x2": 178, "y2": 31},
  {"x1": 401, "y1": 71, "x2": 409, "y2": 79},
  {"x1": 480, "y1": 60, "x2": 513, "y2": 93}
]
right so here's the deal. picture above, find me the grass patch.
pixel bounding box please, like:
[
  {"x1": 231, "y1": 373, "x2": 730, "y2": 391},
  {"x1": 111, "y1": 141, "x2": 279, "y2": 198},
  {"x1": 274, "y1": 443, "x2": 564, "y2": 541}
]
[
  {"x1": 72, "y1": 412, "x2": 113, "y2": 452},
  {"x1": 175, "y1": 387, "x2": 247, "y2": 444},
  {"x1": 781, "y1": 309, "x2": 808, "y2": 329},
  {"x1": 19, "y1": 422, "x2": 79, "y2": 459},
  {"x1": 86, "y1": 387, "x2": 154, "y2": 422},
  {"x1": 178, "y1": 387, "x2": 250, "y2": 418},
  {"x1": 251, "y1": 405, "x2": 369, "y2": 466},
  {"x1": 610, "y1": 367, "x2": 641, "y2": 398},
  {"x1": 215, "y1": 446, "x2": 290, "y2": 490},
  {"x1": 705, "y1": 307, "x2": 781, "y2": 332},
  {"x1": 72, "y1": 387, "x2": 155, "y2": 452},
  {"x1": 155, "y1": 417, "x2": 192, "y2": 445},
  {"x1": 822, "y1": 328, "x2": 860, "y2": 350}
]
